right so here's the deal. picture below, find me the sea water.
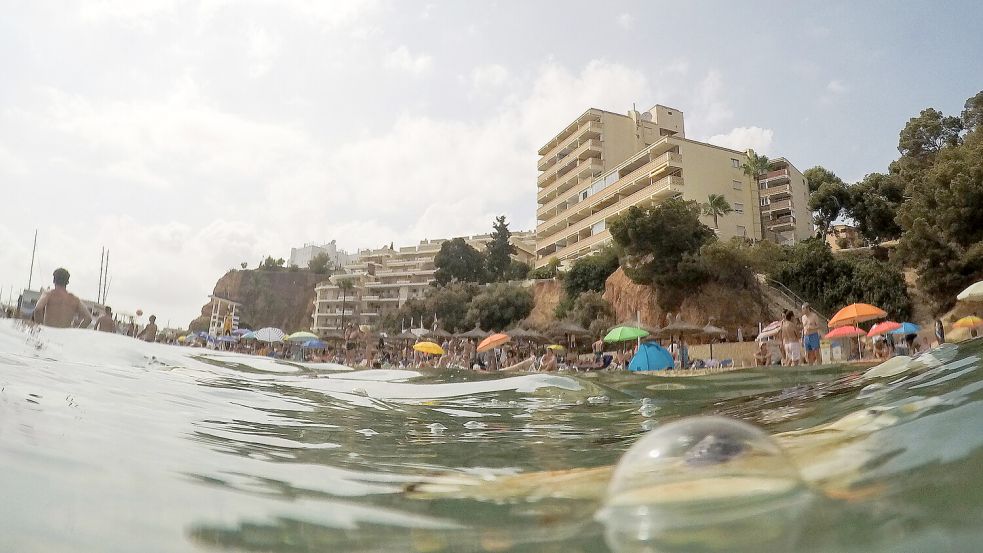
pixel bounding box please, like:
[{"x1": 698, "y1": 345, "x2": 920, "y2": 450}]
[{"x1": 1, "y1": 319, "x2": 982, "y2": 552}]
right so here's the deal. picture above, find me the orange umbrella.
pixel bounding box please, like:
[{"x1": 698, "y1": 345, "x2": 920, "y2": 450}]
[
  {"x1": 867, "y1": 321, "x2": 901, "y2": 337},
  {"x1": 825, "y1": 326, "x2": 866, "y2": 340},
  {"x1": 954, "y1": 316, "x2": 983, "y2": 329},
  {"x1": 828, "y1": 303, "x2": 887, "y2": 328},
  {"x1": 477, "y1": 333, "x2": 510, "y2": 353}
]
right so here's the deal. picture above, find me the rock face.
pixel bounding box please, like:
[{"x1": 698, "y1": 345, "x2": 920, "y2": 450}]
[
  {"x1": 189, "y1": 269, "x2": 322, "y2": 332},
  {"x1": 603, "y1": 268, "x2": 775, "y2": 337},
  {"x1": 526, "y1": 278, "x2": 562, "y2": 327}
]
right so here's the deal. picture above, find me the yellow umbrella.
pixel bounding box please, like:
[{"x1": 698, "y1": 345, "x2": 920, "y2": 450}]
[
  {"x1": 477, "y1": 333, "x2": 510, "y2": 353},
  {"x1": 828, "y1": 303, "x2": 887, "y2": 328},
  {"x1": 953, "y1": 316, "x2": 983, "y2": 329},
  {"x1": 413, "y1": 341, "x2": 445, "y2": 355},
  {"x1": 546, "y1": 344, "x2": 566, "y2": 351}
]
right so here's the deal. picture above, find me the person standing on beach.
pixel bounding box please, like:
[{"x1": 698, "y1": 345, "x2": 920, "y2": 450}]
[
  {"x1": 32, "y1": 268, "x2": 93, "y2": 329},
  {"x1": 800, "y1": 304, "x2": 822, "y2": 364},
  {"x1": 935, "y1": 319, "x2": 945, "y2": 346},
  {"x1": 138, "y1": 315, "x2": 158, "y2": 342},
  {"x1": 592, "y1": 337, "x2": 604, "y2": 363},
  {"x1": 94, "y1": 306, "x2": 117, "y2": 333},
  {"x1": 780, "y1": 310, "x2": 802, "y2": 366}
]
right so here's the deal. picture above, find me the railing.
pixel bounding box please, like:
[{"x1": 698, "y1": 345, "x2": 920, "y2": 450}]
[
  {"x1": 759, "y1": 276, "x2": 829, "y2": 326},
  {"x1": 766, "y1": 215, "x2": 796, "y2": 228},
  {"x1": 538, "y1": 120, "x2": 601, "y2": 159},
  {"x1": 758, "y1": 168, "x2": 789, "y2": 182},
  {"x1": 762, "y1": 198, "x2": 793, "y2": 212},
  {"x1": 760, "y1": 183, "x2": 792, "y2": 196}
]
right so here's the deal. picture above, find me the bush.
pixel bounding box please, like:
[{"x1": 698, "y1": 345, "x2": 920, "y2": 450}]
[
  {"x1": 308, "y1": 252, "x2": 332, "y2": 274},
  {"x1": 529, "y1": 258, "x2": 560, "y2": 280},
  {"x1": 563, "y1": 246, "x2": 620, "y2": 299},
  {"x1": 567, "y1": 291, "x2": 614, "y2": 331},
  {"x1": 465, "y1": 283, "x2": 534, "y2": 331}
]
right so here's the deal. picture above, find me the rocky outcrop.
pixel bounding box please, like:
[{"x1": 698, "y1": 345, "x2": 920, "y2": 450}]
[
  {"x1": 603, "y1": 268, "x2": 775, "y2": 337},
  {"x1": 189, "y1": 269, "x2": 322, "y2": 332},
  {"x1": 525, "y1": 278, "x2": 562, "y2": 327}
]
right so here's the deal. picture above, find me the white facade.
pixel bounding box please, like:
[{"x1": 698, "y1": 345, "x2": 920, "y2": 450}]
[{"x1": 289, "y1": 240, "x2": 357, "y2": 269}]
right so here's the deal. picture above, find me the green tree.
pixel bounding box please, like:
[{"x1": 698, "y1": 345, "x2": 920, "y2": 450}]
[
  {"x1": 259, "y1": 256, "x2": 285, "y2": 270},
  {"x1": 465, "y1": 283, "x2": 534, "y2": 331},
  {"x1": 505, "y1": 260, "x2": 531, "y2": 282},
  {"x1": 566, "y1": 290, "x2": 614, "y2": 332},
  {"x1": 845, "y1": 172, "x2": 904, "y2": 243},
  {"x1": 802, "y1": 165, "x2": 845, "y2": 195},
  {"x1": 808, "y1": 180, "x2": 850, "y2": 238},
  {"x1": 962, "y1": 90, "x2": 983, "y2": 132},
  {"x1": 898, "y1": 107, "x2": 963, "y2": 158},
  {"x1": 308, "y1": 252, "x2": 332, "y2": 274},
  {"x1": 434, "y1": 237, "x2": 486, "y2": 285},
  {"x1": 897, "y1": 125, "x2": 983, "y2": 308},
  {"x1": 240, "y1": 262, "x2": 248, "y2": 270},
  {"x1": 563, "y1": 246, "x2": 620, "y2": 299},
  {"x1": 692, "y1": 240, "x2": 757, "y2": 290},
  {"x1": 609, "y1": 199, "x2": 716, "y2": 310},
  {"x1": 337, "y1": 277, "x2": 355, "y2": 330},
  {"x1": 529, "y1": 258, "x2": 560, "y2": 280},
  {"x1": 485, "y1": 216, "x2": 517, "y2": 282},
  {"x1": 701, "y1": 193, "x2": 733, "y2": 229},
  {"x1": 742, "y1": 150, "x2": 770, "y2": 188}
]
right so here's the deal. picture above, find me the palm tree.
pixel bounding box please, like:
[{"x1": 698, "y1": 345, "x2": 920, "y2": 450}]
[
  {"x1": 338, "y1": 277, "x2": 355, "y2": 331},
  {"x1": 702, "y1": 194, "x2": 733, "y2": 229},
  {"x1": 742, "y1": 151, "x2": 770, "y2": 188}
]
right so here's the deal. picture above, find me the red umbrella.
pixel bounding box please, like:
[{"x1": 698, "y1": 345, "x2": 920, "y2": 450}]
[
  {"x1": 825, "y1": 326, "x2": 865, "y2": 339},
  {"x1": 867, "y1": 321, "x2": 901, "y2": 337}
]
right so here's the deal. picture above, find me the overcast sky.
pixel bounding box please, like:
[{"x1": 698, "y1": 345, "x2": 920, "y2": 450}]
[{"x1": 1, "y1": 1, "x2": 980, "y2": 326}]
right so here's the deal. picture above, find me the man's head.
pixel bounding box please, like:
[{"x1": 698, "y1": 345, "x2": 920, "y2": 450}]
[
  {"x1": 104, "y1": 306, "x2": 112, "y2": 315},
  {"x1": 53, "y1": 268, "x2": 70, "y2": 287},
  {"x1": 149, "y1": 315, "x2": 157, "y2": 323},
  {"x1": 784, "y1": 310, "x2": 794, "y2": 321},
  {"x1": 801, "y1": 303, "x2": 811, "y2": 314}
]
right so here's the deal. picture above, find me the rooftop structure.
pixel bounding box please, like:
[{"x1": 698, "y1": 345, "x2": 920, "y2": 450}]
[{"x1": 288, "y1": 240, "x2": 357, "y2": 270}]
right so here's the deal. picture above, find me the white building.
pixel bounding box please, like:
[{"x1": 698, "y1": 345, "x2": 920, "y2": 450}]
[{"x1": 289, "y1": 240, "x2": 357, "y2": 270}]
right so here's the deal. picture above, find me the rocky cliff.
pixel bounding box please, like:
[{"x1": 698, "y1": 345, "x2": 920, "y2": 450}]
[
  {"x1": 526, "y1": 278, "x2": 562, "y2": 327},
  {"x1": 189, "y1": 269, "x2": 322, "y2": 332},
  {"x1": 601, "y1": 268, "x2": 775, "y2": 337}
]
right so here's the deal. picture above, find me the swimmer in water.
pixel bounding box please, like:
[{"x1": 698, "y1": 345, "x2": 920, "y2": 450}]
[
  {"x1": 94, "y1": 306, "x2": 117, "y2": 333},
  {"x1": 32, "y1": 268, "x2": 93, "y2": 329}
]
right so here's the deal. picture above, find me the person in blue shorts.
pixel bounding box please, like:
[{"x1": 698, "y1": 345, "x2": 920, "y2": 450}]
[{"x1": 800, "y1": 303, "x2": 822, "y2": 364}]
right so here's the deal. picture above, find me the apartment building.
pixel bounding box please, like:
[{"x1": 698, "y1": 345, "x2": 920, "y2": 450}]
[
  {"x1": 311, "y1": 231, "x2": 535, "y2": 332},
  {"x1": 535, "y1": 104, "x2": 810, "y2": 265},
  {"x1": 756, "y1": 158, "x2": 814, "y2": 244},
  {"x1": 288, "y1": 239, "x2": 356, "y2": 269}
]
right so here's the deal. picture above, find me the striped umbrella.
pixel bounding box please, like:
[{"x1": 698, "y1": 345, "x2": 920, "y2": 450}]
[{"x1": 253, "y1": 327, "x2": 285, "y2": 343}]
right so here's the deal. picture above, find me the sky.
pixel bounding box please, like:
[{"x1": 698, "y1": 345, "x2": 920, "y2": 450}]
[{"x1": 1, "y1": 0, "x2": 981, "y2": 327}]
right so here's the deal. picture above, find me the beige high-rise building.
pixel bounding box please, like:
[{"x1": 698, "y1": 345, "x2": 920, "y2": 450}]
[
  {"x1": 535, "y1": 104, "x2": 811, "y2": 265},
  {"x1": 756, "y1": 157, "x2": 813, "y2": 244},
  {"x1": 311, "y1": 231, "x2": 535, "y2": 332}
]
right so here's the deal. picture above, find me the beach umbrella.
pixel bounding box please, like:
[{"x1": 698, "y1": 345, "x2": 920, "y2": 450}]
[
  {"x1": 302, "y1": 339, "x2": 327, "y2": 349},
  {"x1": 477, "y1": 333, "x2": 510, "y2": 353},
  {"x1": 824, "y1": 326, "x2": 865, "y2": 339},
  {"x1": 549, "y1": 320, "x2": 591, "y2": 336},
  {"x1": 604, "y1": 325, "x2": 649, "y2": 343},
  {"x1": 867, "y1": 321, "x2": 902, "y2": 337},
  {"x1": 177, "y1": 336, "x2": 187, "y2": 343},
  {"x1": 395, "y1": 329, "x2": 419, "y2": 341},
  {"x1": 756, "y1": 320, "x2": 783, "y2": 341},
  {"x1": 240, "y1": 331, "x2": 257, "y2": 340},
  {"x1": 957, "y1": 281, "x2": 983, "y2": 302},
  {"x1": 232, "y1": 328, "x2": 252, "y2": 336},
  {"x1": 286, "y1": 331, "x2": 319, "y2": 342},
  {"x1": 428, "y1": 327, "x2": 453, "y2": 340},
  {"x1": 254, "y1": 327, "x2": 285, "y2": 343},
  {"x1": 217, "y1": 335, "x2": 238, "y2": 343},
  {"x1": 888, "y1": 322, "x2": 921, "y2": 335},
  {"x1": 654, "y1": 320, "x2": 705, "y2": 339},
  {"x1": 628, "y1": 341, "x2": 674, "y2": 372},
  {"x1": 413, "y1": 341, "x2": 445, "y2": 355},
  {"x1": 953, "y1": 316, "x2": 983, "y2": 329},
  {"x1": 457, "y1": 326, "x2": 490, "y2": 340},
  {"x1": 702, "y1": 323, "x2": 727, "y2": 358},
  {"x1": 546, "y1": 344, "x2": 566, "y2": 351},
  {"x1": 828, "y1": 303, "x2": 887, "y2": 328}
]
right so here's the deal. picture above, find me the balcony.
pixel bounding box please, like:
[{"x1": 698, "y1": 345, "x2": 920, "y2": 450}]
[
  {"x1": 765, "y1": 215, "x2": 796, "y2": 231},
  {"x1": 537, "y1": 158, "x2": 604, "y2": 204},
  {"x1": 758, "y1": 169, "x2": 790, "y2": 184},
  {"x1": 538, "y1": 133, "x2": 603, "y2": 172},
  {"x1": 537, "y1": 118, "x2": 602, "y2": 157},
  {"x1": 318, "y1": 295, "x2": 357, "y2": 303},
  {"x1": 538, "y1": 175, "x2": 684, "y2": 248},
  {"x1": 537, "y1": 139, "x2": 602, "y2": 188},
  {"x1": 760, "y1": 183, "x2": 792, "y2": 198},
  {"x1": 761, "y1": 198, "x2": 793, "y2": 213},
  {"x1": 547, "y1": 229, "x2": 613, "y2": 261},
  {"x1": 537, "y1": 169, "x2": 683, "y2": 237}
]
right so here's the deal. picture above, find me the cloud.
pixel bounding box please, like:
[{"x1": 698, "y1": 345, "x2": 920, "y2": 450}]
[
  {"x1": 826, "y1": 79, "x2": 847, "y2": 94},
  {"x1": 385, "y1": 45, "x2": 434, "y2": 76},
  {"x1": 706, "y1": 126, "x2": 775, "y2": 154},
  {"x1": 469, "y1": 64, "x2": 510, "y2": 91},
  {"x1": 246, "y1": 24, "x2": 280, "y2": 79},
  {"x1": 616, "y1": 13, "x2": 634, "y2": 29}
]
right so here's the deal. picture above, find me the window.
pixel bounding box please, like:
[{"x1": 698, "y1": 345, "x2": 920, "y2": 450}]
[
  {"x1": 591, "y1": 220, "x2": 606, "y2": 235},
  {"x1": 736, "y1": 225, "x2": 747, "y2": 237},
  {"x1": 734, "y1": 202, "x2": 744, "y2": 214},
  {"x1": 760, "y1": 197, "x2": 770, "y2": 206},
  {"x1": 731, "y1": 158, "x2": 740, "y2": 168},
  {"x1": 732, "y1": 180, "x2": 743, "y2": 190},
  {"x1": 580, "y1": 188, "x2": 589, "y2": 201}
]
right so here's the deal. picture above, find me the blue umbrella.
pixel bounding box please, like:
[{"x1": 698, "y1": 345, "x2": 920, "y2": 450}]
[
  {"x1": 232, "y1": 328, "x2": 252, "y2": 336},
  {"x1": 628, "y1": 342, "x2": 674, "y2": 372},
  {"x1": 889, "y1": 322, "x2": 921, "y2": 335},
  {"x1": 217, "y1": 335, "x2": 238, "y2": 343},
  {"x1": 302, "y1": 339, "x2": 327, "y2": 349}
]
